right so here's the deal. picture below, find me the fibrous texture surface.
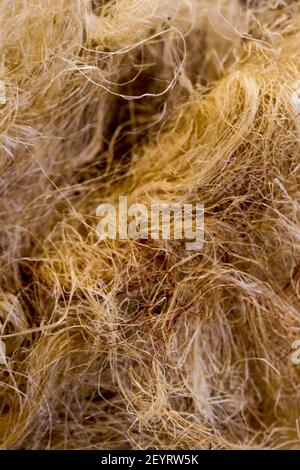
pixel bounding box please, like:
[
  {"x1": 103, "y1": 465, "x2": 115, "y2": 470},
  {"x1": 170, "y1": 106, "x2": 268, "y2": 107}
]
[{"x1": 1, "y1": 0, "x2": 300, "y2": 449}]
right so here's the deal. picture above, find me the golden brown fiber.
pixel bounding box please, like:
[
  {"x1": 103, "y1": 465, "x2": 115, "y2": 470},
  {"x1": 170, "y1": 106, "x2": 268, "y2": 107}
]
[{"x1": 1, "y1": 0, "x2": 300, "y2": 449}]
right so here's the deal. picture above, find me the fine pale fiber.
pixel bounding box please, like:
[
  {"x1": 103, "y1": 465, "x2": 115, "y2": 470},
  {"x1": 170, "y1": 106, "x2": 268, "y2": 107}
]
[{"x1": 1, "y1": 0, "x2": 300, "y2": 449}]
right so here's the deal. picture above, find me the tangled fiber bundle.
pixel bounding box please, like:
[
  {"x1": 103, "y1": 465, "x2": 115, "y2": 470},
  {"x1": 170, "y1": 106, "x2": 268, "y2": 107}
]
[{"x1": 1, "y1": 0, "x2": 300, "y2": 450}]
